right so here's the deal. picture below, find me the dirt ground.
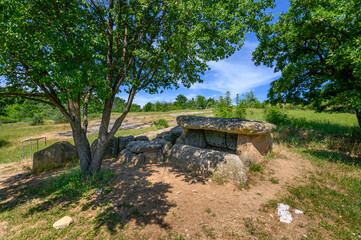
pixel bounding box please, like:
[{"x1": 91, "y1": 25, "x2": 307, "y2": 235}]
[{"x1": 0, "y1": 143, "x2": 320, "y2": 240}]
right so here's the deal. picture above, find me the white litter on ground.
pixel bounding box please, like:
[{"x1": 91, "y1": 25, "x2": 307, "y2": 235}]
[
  {"x1": 294, "y1": 209, "x2": 304, "y2": 214},
  {"x1": 277, "y1": 203, "x2": 293, "y2": 224}
]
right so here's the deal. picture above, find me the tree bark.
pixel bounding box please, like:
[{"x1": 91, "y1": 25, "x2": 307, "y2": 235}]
[
  {"x1": 356, "y1": 109, "x2": 361, "y2": 129},
  {"x1": 70, "y1": 120, "x2": 92, "y2": 175}
]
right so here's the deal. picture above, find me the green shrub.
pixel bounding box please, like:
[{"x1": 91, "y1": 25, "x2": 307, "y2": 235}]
[
  {"x1": 30, "y1": 114, "x2": 44, "y2": 126},
  {"x1": 0, "y1": 115, "x2": 17, "y2": 124},
  {"x1": 264, "y1": 106, "x2": 289, "y2": 126},
  {"x1": 152, "y1": 119, "x2": 169, "y2": 128},
  {"x1": 51, "y1": 111, "x2": 68, "y2": 123}
]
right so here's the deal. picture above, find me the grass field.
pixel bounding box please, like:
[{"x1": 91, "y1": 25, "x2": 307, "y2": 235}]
[{"x1": 0, "y1": 108, "x2": 360, "y2": 239}]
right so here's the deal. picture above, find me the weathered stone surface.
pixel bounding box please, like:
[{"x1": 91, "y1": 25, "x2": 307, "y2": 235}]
[
  {"x1": 91, "y1": 137, "x2": 119, "y2": 159},
  {"x1": 117, "y1": 149, "x2": 144, "y2": 167},
  {"x1": 155, "y1": 132, "x2": 177, "y2": 144},
  {"x1": 53, "y1": 216, "x2": 73, "y2": 229},
  {"x1": 118, "y1": 136, "x2": 135, "y2": 152},
  {"x1": 175, "y1": 133, "x2": 185, "y2": 144},
  {"x1": 126, "y1": 141, "x2": 162, "y2": 154},
  {"x1": 143, "y1": 149, "x2": 164, "y2": 163},
  {"x1": 135, "y1": 135, "x2": 149, "y2": 141},
  {"x1": 162, "y1": 142, "x2": 173, "y2": 160},
  {"x1": 177, "y1": 115, "x2": 276, "y2": 135},
  {"x1": 33, "y1": 142, "x2": 77, "y2": 172},
  {"x1": 168, "y1": 144, "x2": 248, "y2": 185},
  {"x1": 204, "y1": 130, "x2": 226, "y2": 149},
  {"x1": 170, "y1": 126, "x2": 183, "y2": 137},
  {"x1": 236, "y1": 133, "x2": 273, "y2": 166},
  {"x1": 152, "y1": 138, "x2": 171, "y2": 146},
  {"x1": 184, "y1": 129, "x2": 207, "y2": 148},
  {"x1": 226, "y1": 133, "x2": 238, "y2": 151}
]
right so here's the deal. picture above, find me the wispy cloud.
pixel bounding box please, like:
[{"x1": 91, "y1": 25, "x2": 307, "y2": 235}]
[{"x1": 192, "y1": 41, "x2": 281, "y2": 97}]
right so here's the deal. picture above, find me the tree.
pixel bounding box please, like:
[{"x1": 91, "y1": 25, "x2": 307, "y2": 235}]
[
  {"x1": 196, "y1": 95, "x2": 206, "y2": 109},
  {"x1": 1, "y1": 0, "x2": 273, "y2": 176},
  {"x1": 253, "y1": 0, "x2": 361, "y2": 127},
  {"x1": 213, "y1": 91, "x2": 233, "y2": 118},
  {"x1": 112, "y1": 97, "x2": 126, "y2": 112},
  {"x1": 206, "y1": 98, "x2": 216, "y2": 109},
  {"x1": 243, "y1": 90, "x2": 261, "y2": 108},
  {"x1": 143, "y1": 102, "x2": 155, "y2": 112},
  {"x1": 174, "y1": 94, "x2": 187, "y2": 109},
  {"x1": 234, "y1": 94, "x2": 247, "y2": 118}
]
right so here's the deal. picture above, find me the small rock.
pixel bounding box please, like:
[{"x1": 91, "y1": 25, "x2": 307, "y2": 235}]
[
  {"x1": 53, "y1": 216, "x2": 73, "y2": 229},
  {"x1": 95, "y1": 189, "x2": 102, "y2": 196},
  {"x1": 176, "y1": 191, "x2": 182, "y2": 194}
]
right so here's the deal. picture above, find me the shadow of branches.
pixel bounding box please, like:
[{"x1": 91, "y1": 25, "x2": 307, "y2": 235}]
[{"x1": 0, "y1": 159, "x2": 175, "y2": 234}]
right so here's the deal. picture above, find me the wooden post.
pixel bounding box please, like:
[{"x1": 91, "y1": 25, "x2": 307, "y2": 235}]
[
  {"x1": 45, "y1": 137, "x2": 47, "y2": 148},
  {"x1": 30, "y1": 139, "x2": 32, "y2": 160},
  {"x1": 22, "y1": 142, "x2": 24, "y2": 158}
]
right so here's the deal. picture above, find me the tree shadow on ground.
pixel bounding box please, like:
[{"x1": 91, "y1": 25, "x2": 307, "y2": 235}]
[
  {"x1": 307, "y1": 149, "x2": 361, "y2": 167},
  {"x1": 0, "y1": 159, "x2": 176, "y2": 235}
]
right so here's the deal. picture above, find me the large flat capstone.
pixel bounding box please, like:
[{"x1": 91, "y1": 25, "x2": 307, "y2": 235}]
[{"x1": 177, "y1": 115, "x2": 276, "y2": 135}]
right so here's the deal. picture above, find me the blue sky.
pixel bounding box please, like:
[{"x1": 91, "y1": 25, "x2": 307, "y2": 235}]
[{"x1": 124, "y1": 0, "x2": 290, "y2": 106}]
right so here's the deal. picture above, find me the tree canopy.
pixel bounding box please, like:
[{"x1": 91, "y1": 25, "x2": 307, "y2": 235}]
[
  {"x1": 1, "y1": 0, "x2": 274, "y2": 175},
  {"x1": 252, "y1": 0, "x2": 361, "y2": 127}
]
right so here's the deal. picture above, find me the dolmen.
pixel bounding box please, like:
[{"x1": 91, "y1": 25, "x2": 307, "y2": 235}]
[{"x1": 168, "y1": 116, "x2": 276, "y2": 185}]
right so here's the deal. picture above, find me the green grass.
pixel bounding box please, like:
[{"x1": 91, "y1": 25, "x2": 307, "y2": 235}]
[
  {"x1": 0, "y1": 122, "x2": 70, "y2": 163},
  {"x1": 0, "y1": 167, "x2": 116, "y2": 239},
  {"x1": 248, "y1": 108, "x2": 361, "y2": 239}
]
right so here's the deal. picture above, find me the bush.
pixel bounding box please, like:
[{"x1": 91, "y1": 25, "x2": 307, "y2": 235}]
[
  {"x1": 30, "y1": 114, "x2": 44, "y2": 126},
  {"x1": 152, "y1": 119, "x2": 169, "y2": 128},
  {"x1": 51, "y1": 111, "x2": 68, "y2": 123},
  {"x1": 0, "y1": 115, "x2": 17, "y2": 124},
  {"x1": 264, "y1": 106, "x2": 290, "y2": 126}
]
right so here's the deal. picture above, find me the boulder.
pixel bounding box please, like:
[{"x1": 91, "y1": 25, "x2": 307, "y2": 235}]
[
  {"x1": 135, "y1": 135, "x2": 149, "y2": 141},
  {"x1": 33, "y1": 142, "x2": 77, "y2": 172},
  {"x1": 126, "y1": 141, "x2": 162, "y2": 154},
  {"x1": 91, "y1": 137, "x2": 119, "y2": 159},
  {"x1": 170, "y1": 126, "x2": 183, "y2": 137},
  {"x1": 175, "y1": 132, "x2": 186, "y2": 144},
  {"x1": 177, "y1": 115, "x2": 276, "y2": 135},
  {"x1": 117, "y1": 149, "x2": 144, "y2": 167},
  {"x1": 143, "y1": 149, "x2": 164, "y2": 163},
  {"x1": 236, "y1": 133, "x2": 273, "y2": 166},
  {"x1": 168, "y1": 144, "x2": 248, "y2": 185},
  {"x1": 118, "y1": 136, "x2": 135, "y2": 152},
  {"x1": 152, "y1": 138, "x2": 173, "y2": 160}
]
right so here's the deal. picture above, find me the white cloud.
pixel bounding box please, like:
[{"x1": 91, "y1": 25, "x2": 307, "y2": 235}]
[
  {"x1": 131, "y1": 94, "x2": 174, "y2": 107},
  {"x1": 191, "y1": 41, "x2": 281, "y2": 98}
]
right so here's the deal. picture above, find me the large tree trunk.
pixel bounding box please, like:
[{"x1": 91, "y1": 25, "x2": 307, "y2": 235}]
[
  {"x1": 356, "y1": 109, "x2": 361, "y2": 128},
  {"x1": 70, "y1": 120, "x2": 92, "y2": 175}
]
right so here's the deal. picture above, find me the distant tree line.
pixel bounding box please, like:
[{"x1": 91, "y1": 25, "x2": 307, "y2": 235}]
[{"x1": 0, "y1": 91, "x2": 317, "y2": 124}]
